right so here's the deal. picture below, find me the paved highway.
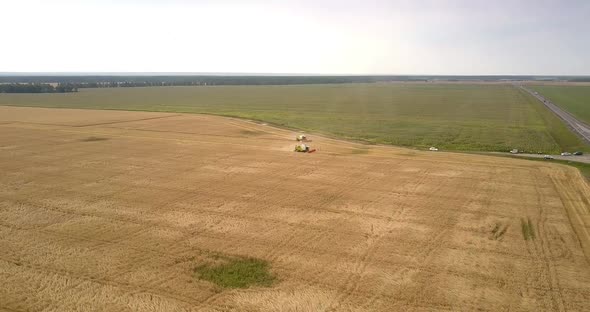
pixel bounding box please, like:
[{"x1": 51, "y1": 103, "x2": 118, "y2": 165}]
[
  {"x1": 505, "y1": 153, "x2": 590, "y2": 164},
  {"x1": 519, "y1": 85, "x2": 590, "y2": 145}
]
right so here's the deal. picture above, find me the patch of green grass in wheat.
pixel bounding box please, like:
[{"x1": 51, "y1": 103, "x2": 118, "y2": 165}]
[
  {"x1": 194, "y1": 256, "x2": 275, "y2": 289},
  {"x1": 521, "y1": 217, "x2": 536, "y2": 241}
]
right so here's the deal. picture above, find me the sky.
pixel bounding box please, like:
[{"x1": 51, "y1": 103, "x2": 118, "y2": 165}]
[{"x1": 1, "y1": 0, "x2": 589, "y2": 75}]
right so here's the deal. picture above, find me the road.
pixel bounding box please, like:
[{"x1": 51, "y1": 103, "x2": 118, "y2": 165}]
[
  {"x1": 494, "y1": 152, "x2": 590, "y2": 164},
  {"x1": 519, "y1": 85, "x2": 590, "y2": 145}
]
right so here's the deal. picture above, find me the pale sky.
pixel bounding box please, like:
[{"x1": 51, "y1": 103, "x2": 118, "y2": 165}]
[{"x1": 1, "y1": 0, "x2": 589, "y2": 75}]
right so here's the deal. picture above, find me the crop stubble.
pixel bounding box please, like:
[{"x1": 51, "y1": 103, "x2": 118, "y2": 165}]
[{"x1": 0, "y1": 106, "x2": 589, "y2": 311}]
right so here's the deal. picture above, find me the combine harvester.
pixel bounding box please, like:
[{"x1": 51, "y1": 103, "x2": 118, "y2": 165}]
[
  {"x1": 294, "y1": 143, "x2": 316, "y2": 153},
  {"x1": 294, "y1": 134, "x2": 316, "y2": 153},
  {"x1": 296, "y1": 134, "x2": 309, "y2": 142}
]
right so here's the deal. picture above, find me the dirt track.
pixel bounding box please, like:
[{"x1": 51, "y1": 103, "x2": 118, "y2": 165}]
[{"x1": 1, "y1": 106, "x2": 590, "y2": 311}]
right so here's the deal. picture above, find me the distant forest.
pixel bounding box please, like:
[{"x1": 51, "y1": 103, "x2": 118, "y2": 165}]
[
  {"x1": 0, "y1": 83, "x2": 78, "y2": 93},
  {"x1": 0, "y1": 75, "x2": 588, "y2": 93}
]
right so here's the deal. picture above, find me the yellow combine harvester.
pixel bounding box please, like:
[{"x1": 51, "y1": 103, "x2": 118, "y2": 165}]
[
  {"x1": 296, "y1": 134, "x2": 308, "y2": 142},
  {"x1": 294, "y1": 143, "x2": 316, "y2": 153},
  {"x1": 294, "y1": 134, "x2": 316, "y2": 153}
]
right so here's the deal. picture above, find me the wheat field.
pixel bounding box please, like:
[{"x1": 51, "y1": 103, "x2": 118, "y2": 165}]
[{"x1": 1, "y1": 106, "x2": 589, "y2": 311}]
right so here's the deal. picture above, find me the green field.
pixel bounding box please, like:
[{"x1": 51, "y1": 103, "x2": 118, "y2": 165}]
[
  {"x1": 0, "y1": 83, "x2": 586, "y2": 153},
  {"x1": 530, "y1": 85, "x2": 590, "y2": 125}
]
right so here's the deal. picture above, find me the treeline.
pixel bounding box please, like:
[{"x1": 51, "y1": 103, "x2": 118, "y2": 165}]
[
  {"x1": 57, "y1": 77, "x2": 426, "y2": 88},
  {"x1": 0, "y1": 75, "x2": 588, "y2": 90},
  {"x1": 0, "y1": 75, "x2": 428, "y2": 87},
  {"x1": 0, "y1": 83, "x2": 78, "y2": 93}
]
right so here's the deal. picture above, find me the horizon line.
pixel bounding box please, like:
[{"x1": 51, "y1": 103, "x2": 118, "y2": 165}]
[{"x1": 1, "y1": 72, "x2": 589, "y2": 77}]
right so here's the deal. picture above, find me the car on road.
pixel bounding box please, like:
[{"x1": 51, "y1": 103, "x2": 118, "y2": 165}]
[
  {"x1": 573, "y1": 151, "x2": 583, "y2": 156},
  {"x1": 560, "y1": 152, "x2": 572, "y2": 156},
  {"x1": 544, "y1": 155, "x2": 554, "y2": 159}
]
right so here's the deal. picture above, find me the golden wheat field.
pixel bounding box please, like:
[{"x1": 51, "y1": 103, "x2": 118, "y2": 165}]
[{"x1": 1, "y1": 106, "x2": 589, "y2": 311}]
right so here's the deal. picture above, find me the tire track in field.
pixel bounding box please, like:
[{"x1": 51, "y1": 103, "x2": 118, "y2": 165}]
[
  {"x1": 2, "y1": 197, "x2": 370, "y2": 261},
  {"x1": 0, "y1": 303, "x2": 27, "y2": 312},
  {"x1": 3, "y1": 168, "x2": 580, "y2": 310},
  {"x1": 284, "y1": 266, "x2": 462, "y2": 311},
  {"x1": 275, "y1": 170, "x2": 386, "y2": 291},
  {"x1": 0, "y1": 256, "x2": 206, "y2": 311},
  {"x1": 396, "y1": 174, "x2": 461, "y2": 308},
  {"x1": 261, "y1": 182, "x2": 351, "y2": 264},
  {"x1": 57, "y1": 127, "x2": 282, "y2": 149},
  {"x1": 283, "y1": 253, "x2": 585, "y2": 300},
  {"x1": 247, "y1": 163, "x2": 399, "y2": 310},
  {"x1": 224, "y1": 119, "x2": 289, "y2": 136},
  {"x1": 103, "y1": 125, "x2": 290, "y2": 142},
  {"x1": 546, "y1": 168, "x2": 590, "y2": 264},
  {"x1": 1, "y1": 114, "x2": 180, "y2": 129},
  {"x1": 353, "y1": 171, "x2": 420, "y2": 309},
  {"x1": 254, "y1": 157, "x2": 345, "y2": 263},
  {"x1": 326, "y1": 168, "x2": 433, "y2": 311},
  {"x1": 0, "y1": 221, "x2": 185, "y2": 271},
  {"x1": 534, "y1": 166, "x2": 590, "y2": 311},
  {"x1": 230, "y1": 165, "x2": 324, "y2": 263},
  {"x1": 2, "y1": 193, "x2": 528, "y2": 264},
  {"x1": 74, "y1": 114, "x2": 182, "y2": 127},
  {"x1": 4, "y1": 197, "x2": 584, "y2": 310},
  {"x1": 0, "y1": 212, "x2": 542, "y2": 288},
  {"x1": 530, "y1": 171, "x2": 566, "y2": 311},
  {"x1": 0, "y1": 220, "x2": 221, "y2": 310},
  {"x1": 0, "y1": 212, "x2": 212, "y2": 280},
  {"x1": 522, "y1": 232, "x2": 553, "y2": 310}
]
